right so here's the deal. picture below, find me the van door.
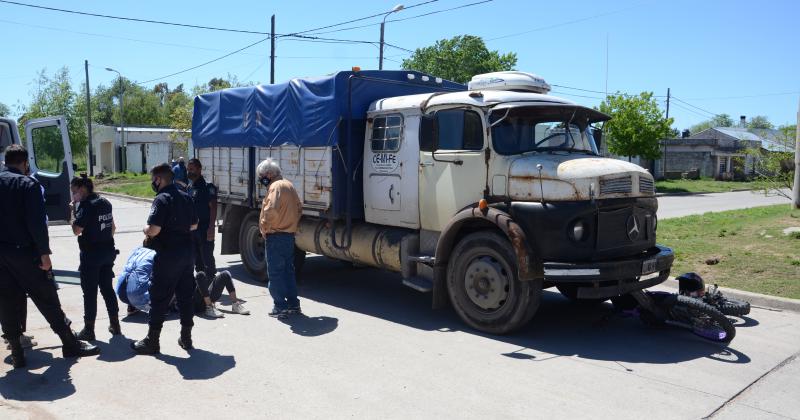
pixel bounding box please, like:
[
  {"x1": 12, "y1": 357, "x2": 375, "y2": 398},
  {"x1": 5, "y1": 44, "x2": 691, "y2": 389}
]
[
  {"x1": 418, "y1": 108, "x2": 487, "y2": 231},
  {"x1": 363, "y1": 112, "x2": 420, "y2": 228},
  {"x1": 25, "y1": 116, "x2": 74, "y2": 223},
  {"x1": 0, "y1": 118, "x2": 16, "y2": 169}
]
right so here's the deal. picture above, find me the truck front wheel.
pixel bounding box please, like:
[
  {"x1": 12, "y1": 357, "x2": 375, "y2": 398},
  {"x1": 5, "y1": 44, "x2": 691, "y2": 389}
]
[
  {"x1": 239, "y1": 212, "x2": 266, "y2": 280},
  {"x1": 446, "y1": 231, "x2": 542, "y2": 334}
]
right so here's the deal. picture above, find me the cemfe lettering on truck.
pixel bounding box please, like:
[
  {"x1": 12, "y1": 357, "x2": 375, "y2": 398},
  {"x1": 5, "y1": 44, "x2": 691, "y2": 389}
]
[{"x1": 191, "y1": 70, "x2": 674, "y2": 334}]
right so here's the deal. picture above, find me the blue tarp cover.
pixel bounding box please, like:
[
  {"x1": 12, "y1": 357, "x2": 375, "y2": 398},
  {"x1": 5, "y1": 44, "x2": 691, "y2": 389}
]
[{"x1": 192, "y1": 70, "x2": 464, "y2": 149}]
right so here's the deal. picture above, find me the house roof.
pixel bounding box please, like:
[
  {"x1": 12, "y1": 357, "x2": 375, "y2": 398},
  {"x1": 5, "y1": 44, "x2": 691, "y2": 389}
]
[{"x1": 690, "y1": 126, "x2": 788, "y2": 151}]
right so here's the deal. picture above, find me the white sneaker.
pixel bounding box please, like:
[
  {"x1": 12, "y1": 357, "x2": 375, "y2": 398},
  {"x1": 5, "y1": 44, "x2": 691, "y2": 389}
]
[
  {"x1": 204, "y1": 304, "x2": 225, "y2": 318},
  {"x1": 232, "y1": 302, "x2": 250, "y2": 315}
]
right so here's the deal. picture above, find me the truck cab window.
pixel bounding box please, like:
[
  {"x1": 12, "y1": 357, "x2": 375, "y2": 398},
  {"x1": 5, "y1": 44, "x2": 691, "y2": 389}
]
[
  {"x1": 31, "y1": 125, "x2": 65, "y2": 174},
  {"x1": 436, "y1": 109, "x2": 484, "y2": 151},
  {"x1": 371, "y1": 114, "x2": 403, "y2": 152}
]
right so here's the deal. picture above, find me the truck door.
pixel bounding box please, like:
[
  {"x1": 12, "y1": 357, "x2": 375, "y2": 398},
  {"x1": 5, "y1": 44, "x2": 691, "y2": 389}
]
[
  {"x1": 363, "y1": 112, "x2": 420, "y2": 228},
  {"x1": 24, "y1": 116, "x2": 74, "y2": 223},
  {"x1": 418, "y1": 108, "x2": 487, "y2": 231}
]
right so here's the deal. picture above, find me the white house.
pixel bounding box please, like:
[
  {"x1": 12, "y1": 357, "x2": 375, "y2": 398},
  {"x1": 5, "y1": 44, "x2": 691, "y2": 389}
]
[{"x1": 90, "y1": 124, "x2": 192, "y2": 174}]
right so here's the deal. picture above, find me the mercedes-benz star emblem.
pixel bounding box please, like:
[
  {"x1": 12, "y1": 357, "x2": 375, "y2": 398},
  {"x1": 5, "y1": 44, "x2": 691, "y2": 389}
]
[{"x1": 626, "y1": 215, "x2": 640, "y2": 241}]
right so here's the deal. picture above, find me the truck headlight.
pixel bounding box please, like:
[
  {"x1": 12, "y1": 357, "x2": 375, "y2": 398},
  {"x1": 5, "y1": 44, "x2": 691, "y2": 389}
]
[{"x1": 571, "y1": 220, "x2": 587, "y2": 241}]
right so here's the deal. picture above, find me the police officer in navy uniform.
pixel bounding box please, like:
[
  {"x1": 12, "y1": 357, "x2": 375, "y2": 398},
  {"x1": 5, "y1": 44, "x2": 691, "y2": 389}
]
[
  {"x1": 132, "y1": 163, "x2": 198, "y2": 354},
  {"x1": 70, "y1": 174, "x2": 121, "y2": 341},
  {"x1": 0, "y1": 145, "x2": 99, "y2": 368},
  {"x1": 186, "y1": 158, "x2": 218, "y2": 278}
]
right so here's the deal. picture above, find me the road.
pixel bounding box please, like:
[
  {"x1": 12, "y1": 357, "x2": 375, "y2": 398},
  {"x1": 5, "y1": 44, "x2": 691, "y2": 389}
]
[
  {"x1": 657, "y1": 190, "x2": 791, "y2": 219},
  {"x1": 1, "y1": 192, "x2": 798, "y2": 419}
]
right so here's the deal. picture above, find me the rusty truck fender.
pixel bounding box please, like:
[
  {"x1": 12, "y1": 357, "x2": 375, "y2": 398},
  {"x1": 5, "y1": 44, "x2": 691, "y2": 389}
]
[{"x1": 431, "y1": 206, "x2": 544, "y2": 309}]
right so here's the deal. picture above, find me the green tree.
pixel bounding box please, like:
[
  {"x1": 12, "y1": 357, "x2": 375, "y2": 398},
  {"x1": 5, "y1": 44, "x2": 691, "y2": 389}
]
[
  {"x1": 746, "y1": 115, "x2": 773, "y2": 129},
  {"x1": 689, "y1": 113, "x2": 734, "y2": 134},
  {"x1": 19, "y1": 67, "x2": 88, "y2": 169},
  {"x1": 598, "y1": 92, "x2": 673, "y2": 160},
  {"x1": 0, "y1": 102, "x2": 9, "y2": 117},
  {"x1": 401, "y1": 35, "x2": 517, "y2": 84}
]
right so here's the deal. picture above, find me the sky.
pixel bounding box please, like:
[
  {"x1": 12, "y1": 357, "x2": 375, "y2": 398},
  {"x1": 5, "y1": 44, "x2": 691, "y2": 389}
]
[{"x1": 1, "y1": 0, "x2": 798, "y2": 130}]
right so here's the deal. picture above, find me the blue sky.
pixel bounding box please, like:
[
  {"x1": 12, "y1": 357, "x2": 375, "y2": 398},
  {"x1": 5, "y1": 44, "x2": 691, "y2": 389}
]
[{"x1": 1, "y1": 0, "x2": 798, "y2": 130}]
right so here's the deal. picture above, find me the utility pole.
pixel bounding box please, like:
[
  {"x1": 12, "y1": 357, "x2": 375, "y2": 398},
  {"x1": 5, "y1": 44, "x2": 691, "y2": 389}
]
[
  {"x1": 793, "y1": 96, "x2": 799, "y2": 209},
  {"x1": 663, "y1": 87, "x2": 670, "y2": 178},
  {"x1": 270, "y1": 14, "x2": 276, "y2": 84},
  {"x1": 379, "y1": 4, "x2": 405, "y2": 70},
  {"x1": 84, "y1": 60, "x2": 93, "y2": 176}
]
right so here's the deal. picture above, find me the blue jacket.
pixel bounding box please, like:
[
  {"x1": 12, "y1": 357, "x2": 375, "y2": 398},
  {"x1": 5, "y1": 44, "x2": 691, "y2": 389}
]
[{"x1": 116, "y1": 246, "x2": 155, "y2": 312}]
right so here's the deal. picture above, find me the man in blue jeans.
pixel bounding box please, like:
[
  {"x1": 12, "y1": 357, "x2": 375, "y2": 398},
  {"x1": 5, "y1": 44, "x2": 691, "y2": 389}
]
[{"x1": 257, "y1": 158, "x2": 303, "y2": 319}]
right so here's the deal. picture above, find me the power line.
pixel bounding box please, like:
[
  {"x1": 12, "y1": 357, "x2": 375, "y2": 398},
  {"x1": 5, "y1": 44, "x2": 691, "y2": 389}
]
[
  {"x1": 485, "y1": 2, "x2": 647, "y2": 42},
  {"x1": 669, "y1": 101, "x2": 714, "y2": 119},
  {"x1": 288, "y1": 0, "x2": 440, "y2": 36},
  {"x1": 138, "y1": 38, "x2": 268, "y2": 84},
  {"x1": 0, "y1": 0, "x2": 268, "y2": 35},
  {"x1": 681, "y1": 91, "x2": 800, "y2": 100},
  {"x1": 550, "y1": 91, "x2": 606, "y2": 100},
  {"x1": 671, "y1": 96, "x2": 719, "y2": 117}
]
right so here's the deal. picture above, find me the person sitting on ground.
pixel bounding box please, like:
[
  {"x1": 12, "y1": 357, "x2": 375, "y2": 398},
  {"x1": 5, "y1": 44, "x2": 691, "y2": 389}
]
[{"x1": 194, "y1": 271, "x2": 250, "y2": 317}]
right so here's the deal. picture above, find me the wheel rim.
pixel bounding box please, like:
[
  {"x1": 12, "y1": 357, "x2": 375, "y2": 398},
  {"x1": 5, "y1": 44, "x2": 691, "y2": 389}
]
[
  {"x1": 243, "y1": 223, "x2": 266, "y2": 272},
  {"x1": 464, "y1": 256, "x2": 510, "y2": 311}
]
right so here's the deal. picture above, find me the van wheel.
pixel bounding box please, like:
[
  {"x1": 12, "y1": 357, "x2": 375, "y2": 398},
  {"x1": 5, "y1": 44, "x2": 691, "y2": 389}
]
[
  {"x1": 239, "y1": 212, "x2": 266, "y2": 281},
  {"x1": 447, "y1": 231, "x2": 542, "y2": 334}
]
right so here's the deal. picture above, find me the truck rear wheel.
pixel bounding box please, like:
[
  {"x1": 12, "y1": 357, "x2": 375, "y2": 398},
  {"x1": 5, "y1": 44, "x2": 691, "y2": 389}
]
[
  {"x1": 239, "y1": 212, "x2": 266, "y2": 280},
  {"x1": 446, "y1": 231, "x2": 542, "y2": 334}
]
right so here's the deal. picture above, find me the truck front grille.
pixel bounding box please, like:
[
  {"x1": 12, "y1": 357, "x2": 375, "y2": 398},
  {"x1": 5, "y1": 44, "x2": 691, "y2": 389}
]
[
  {"x1": 599, "y1": 176, "x2": 632, "y2": 195},
  {"x1": 639, "y1": 177, "x2": 655, "y2": 194}
]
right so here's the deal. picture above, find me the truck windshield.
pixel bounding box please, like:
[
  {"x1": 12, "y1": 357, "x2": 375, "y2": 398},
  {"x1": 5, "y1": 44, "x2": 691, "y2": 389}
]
[{"x1": 490, "y1": 106, "x2": 601, "y2": 155}]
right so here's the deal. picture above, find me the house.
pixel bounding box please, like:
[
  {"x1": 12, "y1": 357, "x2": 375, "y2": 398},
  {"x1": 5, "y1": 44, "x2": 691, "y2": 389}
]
[{"x1": 89, "y1": 124, "x2": 192, "y2": 175}]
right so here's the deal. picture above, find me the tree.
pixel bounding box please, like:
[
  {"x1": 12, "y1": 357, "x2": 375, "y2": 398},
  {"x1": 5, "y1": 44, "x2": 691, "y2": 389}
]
[
  {"x1": 0, "y1": 102, "x2": 9, "y2": 117},
  {"x1": 746, "y1": 115, "x2": 773, "y2": 129},
  {"x1": 688, "y1": 113, "x2": 734, "y2": 134},
  {"x1": 401, "y1": 35, "x2": 517, "y2": 84},
  {"x1": 598, "y1": 92, "x2": 673, "y2": 160},
  {"x1": 19, "y1": 67, "x2": 88, "y2": 169}
]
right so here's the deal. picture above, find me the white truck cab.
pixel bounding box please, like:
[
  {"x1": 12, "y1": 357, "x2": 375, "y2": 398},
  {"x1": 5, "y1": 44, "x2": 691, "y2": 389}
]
[{"x1": 195, "y1": 70, "x2": 674, "y2": 334}]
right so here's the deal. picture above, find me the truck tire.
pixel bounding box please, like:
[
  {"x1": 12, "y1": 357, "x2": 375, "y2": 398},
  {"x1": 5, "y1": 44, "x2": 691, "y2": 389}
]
[
  {"x1": 239, "y1": 212, "x2": 266, "y2": 281},
  {"x1": 446, "y1": 231, "x2": 542, "y2": 335}
]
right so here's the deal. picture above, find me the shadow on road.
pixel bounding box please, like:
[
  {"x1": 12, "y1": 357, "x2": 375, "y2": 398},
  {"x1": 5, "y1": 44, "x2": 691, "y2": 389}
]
[
  {"x1": 156, "y1": 349, "x2": 235, "y2": 380},
  {"x1": 279, "y1": 314, "x2": 338, "y2": 337},
  {"x1": 226, "y1": 255, "x2": 752, "y2": 366},
  {"x1": 0, "y1": 348, "x2": 78, "y2": 401}
]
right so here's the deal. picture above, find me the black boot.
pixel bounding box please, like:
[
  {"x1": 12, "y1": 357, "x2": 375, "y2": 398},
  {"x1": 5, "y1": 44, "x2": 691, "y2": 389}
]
[
  {"x1": 59, "y1": 330, "x2": 100, "y2": 358},
  {"x1": 76, "y1": 320, "x2": 95, "y2": 341},
  {"x1": 178, "y1": 325, "x2": 193, "y2": 350},
  {"x1": 131, "y1": 327, "x2": 160, "y2": 355},
  {"x1": 108, "y1": 314, "x2": 121, "y2": 336},
  {"x1": 7, "y1": 336, "x2": 26, "y2": 369}
]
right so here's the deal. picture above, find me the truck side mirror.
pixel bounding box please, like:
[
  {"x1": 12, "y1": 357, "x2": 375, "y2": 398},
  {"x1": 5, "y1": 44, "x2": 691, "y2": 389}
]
[
  {"x1": 592, "y1": 128, "x2": 603, "y2": 150},
  {"x1": 420, "y1": 114, "x2": 437, "y2": 152}
]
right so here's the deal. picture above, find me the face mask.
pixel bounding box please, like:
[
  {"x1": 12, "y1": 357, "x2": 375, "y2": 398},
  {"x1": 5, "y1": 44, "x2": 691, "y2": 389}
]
[
  {"x1": 71, "y1": 192, "x2": 82, "y2": 203},
  {"x1": 151, "y1": 180, "x2": 160, "y2": 193},
  {"x1": 259, "y1": 177, "x2": 270, "y2": 187}
]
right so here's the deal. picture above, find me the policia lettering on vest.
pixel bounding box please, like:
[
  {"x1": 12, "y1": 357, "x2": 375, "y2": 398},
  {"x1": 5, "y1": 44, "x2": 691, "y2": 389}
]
[
  {"x1": 133, "y1": 163, "x2": 198, "y2": 355},
  {"x1": 0, "y1": 145, "x2": 99, "y2": 369},
  {"x1": 69, "y1": 174, "x2": 121, "y2": 341}
]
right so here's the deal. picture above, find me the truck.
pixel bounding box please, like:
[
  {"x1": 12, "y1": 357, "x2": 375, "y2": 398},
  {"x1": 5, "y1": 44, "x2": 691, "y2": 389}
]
[
  {"x1": 191, "y1": 69, "x2": 675, "y2": 334},
  {"x1": 1, "y1": 116, "x2": 75, "y2": 224}
]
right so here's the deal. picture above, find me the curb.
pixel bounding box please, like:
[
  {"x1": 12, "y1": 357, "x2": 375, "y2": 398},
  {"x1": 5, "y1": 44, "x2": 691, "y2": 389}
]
[
  {"x1": 655, "y1": 188, "x2": 757, "y2": 197},
  {"x1": 660, "y1": 278, "x2": 800, "y2": 313},
  {"x1": 97, "y1": 190, "x2": 153, "y2": 204}
]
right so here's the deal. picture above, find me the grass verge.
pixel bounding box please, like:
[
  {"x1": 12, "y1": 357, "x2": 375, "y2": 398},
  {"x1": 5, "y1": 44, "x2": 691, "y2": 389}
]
[
  {"x1": 95, "y1": 172, "x2": 154, "y2": 199},
  {"x1": 659, "y1": 204, "x2": 800, "y2": 299},
  {"x1": 655, "y1": 178, "x2": 760, "y2": 194}
]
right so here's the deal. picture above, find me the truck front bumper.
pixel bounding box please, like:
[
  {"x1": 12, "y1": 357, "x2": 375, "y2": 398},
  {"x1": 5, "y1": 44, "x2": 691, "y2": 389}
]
[{"x1": 542, "y1": 245, "x2": 675, "y2": 299}]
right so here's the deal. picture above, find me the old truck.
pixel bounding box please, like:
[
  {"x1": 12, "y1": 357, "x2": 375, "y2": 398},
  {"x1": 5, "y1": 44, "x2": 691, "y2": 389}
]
[{"x1": 192, "y1": 70, "x2": 674, "y2": 334}]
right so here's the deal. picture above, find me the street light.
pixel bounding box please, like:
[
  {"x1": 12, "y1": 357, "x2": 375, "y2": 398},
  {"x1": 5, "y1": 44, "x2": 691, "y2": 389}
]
[
  {"x1": 379, "y1": 4, "x2": 404, "y2": 71},
  {"x1": 105, "y1": 67, "x2": 126, "y2": 172}
]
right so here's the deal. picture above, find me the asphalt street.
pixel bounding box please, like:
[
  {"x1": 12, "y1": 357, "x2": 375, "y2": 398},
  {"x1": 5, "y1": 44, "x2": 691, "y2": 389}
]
[{"x1": 1, "y1": 191, "x2": 798, "y2": 419}]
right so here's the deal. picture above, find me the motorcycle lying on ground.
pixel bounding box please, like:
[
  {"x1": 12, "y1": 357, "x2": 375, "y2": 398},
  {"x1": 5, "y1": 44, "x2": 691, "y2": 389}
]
[{"x1": 610, "y1": 273, "x2": 746, "y2": 343}]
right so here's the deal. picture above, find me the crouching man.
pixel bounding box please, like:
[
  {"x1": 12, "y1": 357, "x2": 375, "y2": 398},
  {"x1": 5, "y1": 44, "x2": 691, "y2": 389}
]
[{"x1": 257, "y1": 158, "x2": 302, "y2": 319}]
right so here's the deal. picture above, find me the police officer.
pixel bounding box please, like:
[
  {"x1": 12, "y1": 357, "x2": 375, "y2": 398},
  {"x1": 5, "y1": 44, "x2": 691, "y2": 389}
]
[
  {"x1": 70, "y1": 174, "x2": 121, "y2": 341},
  {"x1": 186, "y1": 158, "x2": 218, "y2": 278},
  {"x1": 132, "y1": 163, "x2": 198, "y2": 354},
  {"x1": 0, "y1": 145, "x2": 99, "y2": 368}
]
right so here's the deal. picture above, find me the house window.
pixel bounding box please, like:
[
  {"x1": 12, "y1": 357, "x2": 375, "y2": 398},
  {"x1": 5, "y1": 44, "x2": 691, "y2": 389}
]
[
  {"x1": 370, "y1": 114, "x2": 403, "y2": 152},
  {"x1": 719, "y1": 158, "x2": 727, "y2": 174}
]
